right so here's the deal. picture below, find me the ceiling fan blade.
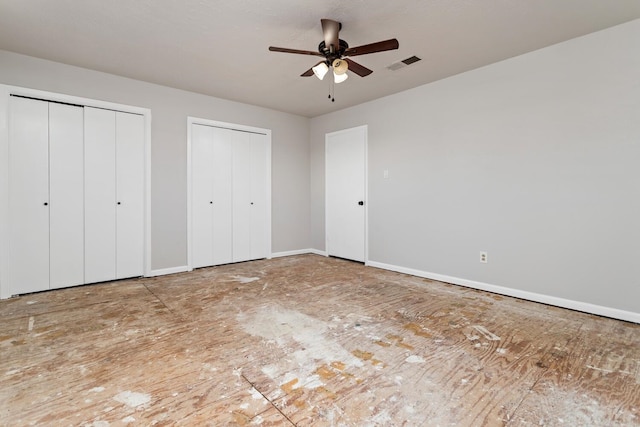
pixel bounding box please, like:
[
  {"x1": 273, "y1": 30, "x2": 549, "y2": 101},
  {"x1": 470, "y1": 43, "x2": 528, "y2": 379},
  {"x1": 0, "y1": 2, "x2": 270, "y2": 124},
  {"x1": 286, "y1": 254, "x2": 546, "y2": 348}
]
[
  {"x1": 301, "y1": 61, "x2": 326, "y2": 77},
  {"x1": 344, "y1": 38, "x2": 399, "y2": 57},
  {"x1": 321, "y1": 19, "x2": 341, "y2": 53},
  {"x1": 345, "y1": 58, "x2": 373, "y2": 77},
  {"x1": 269, "y1": 46, "x2": 324, "y2": 57}
]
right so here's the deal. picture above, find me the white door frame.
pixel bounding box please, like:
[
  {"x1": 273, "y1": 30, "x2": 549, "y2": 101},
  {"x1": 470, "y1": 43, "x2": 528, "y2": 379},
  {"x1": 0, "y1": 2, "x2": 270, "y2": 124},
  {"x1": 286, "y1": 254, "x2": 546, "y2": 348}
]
[
  {"x1": 325, "y1": 125, "x2": 368, "y2": 263},
  {"x1": 0, "y1": 84, "x2": 152, "y2": 299},
  {"x1": 186, "y1": 116, "x2": 272, "y2": 270}
]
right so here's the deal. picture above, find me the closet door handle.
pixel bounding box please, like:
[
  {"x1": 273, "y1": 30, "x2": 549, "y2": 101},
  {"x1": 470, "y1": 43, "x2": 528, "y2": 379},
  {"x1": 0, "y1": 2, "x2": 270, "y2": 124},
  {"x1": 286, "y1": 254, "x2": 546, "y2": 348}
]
[
  {"x1": 358, "y1": 201, "x2": 364, "y2": 206},
  {"x1": 209, "y1": 201, "x2": 213, "y2": 204},
  {"x1": 43, "y1": 202, "x2": 48, "y2": 206},
  {"x1": 117, "y1": 202, "x2": 121, "y2": 205}
]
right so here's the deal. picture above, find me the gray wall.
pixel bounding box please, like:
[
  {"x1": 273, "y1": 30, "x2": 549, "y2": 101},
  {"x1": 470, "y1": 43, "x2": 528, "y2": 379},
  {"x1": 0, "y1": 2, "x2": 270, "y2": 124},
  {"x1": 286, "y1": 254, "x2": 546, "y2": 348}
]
[
  {"x1": 0, "y1": 50, "x2": 311, "y2": 271},
  {"x1": 310, "y1": 20, "x2": 640, "y2": 313}
]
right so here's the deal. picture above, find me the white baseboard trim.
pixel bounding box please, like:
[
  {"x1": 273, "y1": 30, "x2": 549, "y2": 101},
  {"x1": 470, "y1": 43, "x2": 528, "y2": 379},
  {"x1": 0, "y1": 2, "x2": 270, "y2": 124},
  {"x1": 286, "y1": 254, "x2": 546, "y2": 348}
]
[
  {"x1": 308, "y1": 249, "x2": 328, "y2": 257},
  {"x1": 271, "y1": 249, "x2": 328, "y2": 258},
  {"x1": 146, "y1": 266, "x2": 191, "y2": 277},
  {"x1": 366, "y1": 260, "x2": 640, "y2": 324},
  {"x1": 271, "y1": 249, "x2": 314, "y2": 258}
]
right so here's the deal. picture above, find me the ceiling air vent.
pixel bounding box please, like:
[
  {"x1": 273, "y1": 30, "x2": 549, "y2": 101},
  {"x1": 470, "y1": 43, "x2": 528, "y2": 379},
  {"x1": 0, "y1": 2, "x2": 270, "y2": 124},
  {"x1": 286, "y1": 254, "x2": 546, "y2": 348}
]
[{"x1": 387, "y1": 55, "x2": 422, "y2": 71}]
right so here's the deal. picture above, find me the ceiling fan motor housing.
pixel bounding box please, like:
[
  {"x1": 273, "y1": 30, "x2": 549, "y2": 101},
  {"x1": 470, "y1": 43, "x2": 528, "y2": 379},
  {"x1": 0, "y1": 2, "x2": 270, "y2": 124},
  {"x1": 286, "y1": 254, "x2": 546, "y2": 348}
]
[{"x1": 318, "y1": 39, "x2": 349, "y2": 62}]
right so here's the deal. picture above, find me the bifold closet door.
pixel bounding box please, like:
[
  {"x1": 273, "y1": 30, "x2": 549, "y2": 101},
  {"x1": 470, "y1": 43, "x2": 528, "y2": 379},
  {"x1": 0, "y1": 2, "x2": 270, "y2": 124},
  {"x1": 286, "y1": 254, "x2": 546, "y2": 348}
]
[
  {"x1": 85, "y1": 107, "x2": 144, "y2": 283},
  {"x1": 49, "y1": 103, "x2": 84, "y2": 289},
  {"x1": 232, "y1": 131, "x2": 268, "y2": 262},
  {"x1": 8, "y1": 97, "x2": 50, "y2": 294},
  {"x1": 115, "y1": 112, "x2": 144, "y2": 279},
  {"x1": 84, "y1": 107, "x2": 117, "y2": 283},
  {"x1": 7, "y1": 99, "x2": 144, "y2": 294},
  {"x1": 191, "y1": 124, "x2": 233, "y2": 268},
  {"x1": 9, "y1": 97, "x2": 85, "y2": 294}
]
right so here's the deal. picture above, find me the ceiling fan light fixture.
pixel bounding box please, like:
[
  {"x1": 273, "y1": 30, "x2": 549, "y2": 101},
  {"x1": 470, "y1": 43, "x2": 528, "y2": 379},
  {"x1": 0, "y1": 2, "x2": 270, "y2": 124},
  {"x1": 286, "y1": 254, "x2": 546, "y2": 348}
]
[
  {"x1": 332, "y1": 58, "x2": 348, "y2": 75},
  {"x1": 334, "y1": 72, "x2": 348, "y2": 84},
  {"x1": 312, "y1": 62, "x2": 329, "y2": 80}
]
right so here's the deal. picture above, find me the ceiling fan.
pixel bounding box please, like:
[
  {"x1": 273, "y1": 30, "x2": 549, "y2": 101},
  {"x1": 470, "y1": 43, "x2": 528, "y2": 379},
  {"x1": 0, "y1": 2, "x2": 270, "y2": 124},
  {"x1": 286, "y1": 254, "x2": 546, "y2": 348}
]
[{"x1": 269, "y1": 19, "x2": 399, "y2": 85}]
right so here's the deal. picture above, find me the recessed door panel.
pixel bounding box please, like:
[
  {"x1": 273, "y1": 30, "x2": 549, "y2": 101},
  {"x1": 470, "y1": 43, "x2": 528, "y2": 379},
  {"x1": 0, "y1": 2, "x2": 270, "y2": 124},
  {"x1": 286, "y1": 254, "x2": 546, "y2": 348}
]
[
  {"x1": 84, "y1": 107, "x2": 117, "y2": 283},
  {"x1": 191, "y1": 124, "x2": 215, "y2": 268},
  {"x1": 8, "y1": 97, "x2": 50, "y2": 294},
  {"x1": 250, "y1": 133, "x2": 268, "y2": 260},
  {"x1": 49, "y1": 103, "x2": 84, "y2": 289},
  {"x1": 232, "y1": 131, "x2": 252, "y2": 262},
  {"x1": 116, "y1": 112, "x2": 145, "y2": 279},
  {"x1": 212, "y1": 128, "x2": 233, "y2": 265}
]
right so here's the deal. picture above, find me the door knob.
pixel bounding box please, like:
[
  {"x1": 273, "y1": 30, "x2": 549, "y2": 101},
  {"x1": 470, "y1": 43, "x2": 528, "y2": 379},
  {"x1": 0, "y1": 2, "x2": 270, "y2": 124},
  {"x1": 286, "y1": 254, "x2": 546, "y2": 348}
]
[
  {"x1": 44, "y1": 202, "x2": 48, "y2": 206},
  {"x1": 209, "y1": 201, "x2": 213, "y2": 204},
  {"x1": 358, "y1": 201, "x2": 364, "y2": 206},
  {"x1": 117, "y1": 202, "x2": 121, "y2": 205}
]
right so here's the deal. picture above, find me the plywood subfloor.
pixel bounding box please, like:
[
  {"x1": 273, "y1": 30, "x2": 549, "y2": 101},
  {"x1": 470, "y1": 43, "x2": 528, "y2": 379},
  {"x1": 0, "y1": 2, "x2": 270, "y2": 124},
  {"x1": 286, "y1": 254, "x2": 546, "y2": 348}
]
[{"x1": 0, "y1": 255, "x2": 638, "y2": 426}]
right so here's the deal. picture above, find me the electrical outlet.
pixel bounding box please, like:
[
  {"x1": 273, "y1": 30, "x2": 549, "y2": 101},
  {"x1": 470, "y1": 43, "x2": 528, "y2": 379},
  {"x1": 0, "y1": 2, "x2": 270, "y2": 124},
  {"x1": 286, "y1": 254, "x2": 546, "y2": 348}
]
[{"x1": 480, "y1": 251, "x2": 488, "y2": 263}]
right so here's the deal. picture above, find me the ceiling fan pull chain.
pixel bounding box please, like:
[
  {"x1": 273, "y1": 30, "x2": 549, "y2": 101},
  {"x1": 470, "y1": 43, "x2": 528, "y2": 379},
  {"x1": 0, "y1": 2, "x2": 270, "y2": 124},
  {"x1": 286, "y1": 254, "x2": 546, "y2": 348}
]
[{"x1": 330, "y1": 72, "x2": 335, "y2": 102}]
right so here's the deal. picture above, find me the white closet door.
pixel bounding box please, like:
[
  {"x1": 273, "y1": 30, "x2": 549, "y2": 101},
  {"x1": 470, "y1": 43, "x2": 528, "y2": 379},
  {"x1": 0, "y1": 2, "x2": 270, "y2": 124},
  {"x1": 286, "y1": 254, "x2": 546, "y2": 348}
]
[
  {"x1": 84, "y1": 107, "x2": 117, "y2": 283},
  {"x1": 191, "y1": 124, "x2": 215, "y2": 268},
  {"x1": 249, "y1": 133, "x2": 268, "y2": 260},
  {"x1": 116, "y1": 112, "x2": 145, "y2": 279},
  {"x1": 212, "y1": 128, "x2": 233, "y2": 265},
  {"x1": 232, "y1": 131, "x2": 252, "y2": 262},
  {"x1": 8, "y1": 97, "x2": 50, "y2": 294},
  {"x1": 49, "y1": 103, "x2": 84, "y2": 289}
]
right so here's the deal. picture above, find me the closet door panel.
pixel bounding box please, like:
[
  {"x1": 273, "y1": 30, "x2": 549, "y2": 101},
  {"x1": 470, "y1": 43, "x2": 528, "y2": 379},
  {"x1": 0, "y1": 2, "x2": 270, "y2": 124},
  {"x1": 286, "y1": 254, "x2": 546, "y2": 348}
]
[
  {"x1": 212, "y1": 128, "x2": 233, "y2": 265},
  {"x1": 84, "y1": 107, "x2": 117, "y2": 283},
  {"x1": 115, "y1": 112, "x2": 144, "y2": 279},
  {"x1": 249, "y1": 134, "x2": 269, "y2": 260},
  {"x1": 8, "y1": 97, "x2": 50, "y2": 294},
  {"x1": 49, "y1": 103, "x2": 85, "y2": 289},
  {"x1": 191, "y1": 124, "x2": 215, "y2": 268},
  {"x1": 232, "y1": 132, "x2": 252, "y2": 262}
]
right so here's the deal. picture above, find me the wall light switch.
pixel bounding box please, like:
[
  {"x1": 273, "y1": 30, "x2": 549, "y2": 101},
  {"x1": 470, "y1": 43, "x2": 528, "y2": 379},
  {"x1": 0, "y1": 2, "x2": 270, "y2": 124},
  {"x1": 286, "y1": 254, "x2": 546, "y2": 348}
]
[{"x1": 383, "y1": 169, "x2": 389, "y2": 179}]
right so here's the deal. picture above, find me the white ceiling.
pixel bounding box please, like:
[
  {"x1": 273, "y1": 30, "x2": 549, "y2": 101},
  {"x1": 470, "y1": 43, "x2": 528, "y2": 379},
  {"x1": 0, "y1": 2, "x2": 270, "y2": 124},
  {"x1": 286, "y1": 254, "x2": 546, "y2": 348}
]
[{"x1": 1, "y1": 0, "x2": 639, "y2": 117}]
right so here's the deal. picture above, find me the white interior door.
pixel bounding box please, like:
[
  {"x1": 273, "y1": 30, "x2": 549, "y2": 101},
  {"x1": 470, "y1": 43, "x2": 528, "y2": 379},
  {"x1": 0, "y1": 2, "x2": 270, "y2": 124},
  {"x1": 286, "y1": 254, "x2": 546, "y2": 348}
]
[
  {"x1": 115, "y1": 111, "x2": 145, "y2": 279},
  {"x1": 233, "y1": 131, "x2": 252, "y2": 262},
  {"x1": 212, "y1": 127, "x2": 233, "y2": 265},
  {"x1": 84, "y1": 107, "x2": 117, "y2": 283},
  {"x1": 191, "y1": 124, "x2": 215, "y2": 268},
  {"x1": 326, "y1": 126, "x2": 367, "y2": 262},
  {"x1": 49, "y1": 102, "x2": 84, "y2": 289},
  {"x1": 8, "y1": 97, "x2": 50, "y2": 294}
]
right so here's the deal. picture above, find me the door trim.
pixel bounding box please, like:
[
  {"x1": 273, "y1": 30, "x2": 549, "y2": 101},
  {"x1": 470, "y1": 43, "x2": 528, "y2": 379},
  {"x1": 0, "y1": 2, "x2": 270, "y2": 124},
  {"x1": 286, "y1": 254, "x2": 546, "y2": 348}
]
[
  {"x1": 324, "y1": 125, "x2": 368, "y2": 263},
  {"x1": 186, "y1": 116, "x2": 272, "y2": 271},
  {"x1": 0, "y1": 85, "x2": 152, "y2": 299}
]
